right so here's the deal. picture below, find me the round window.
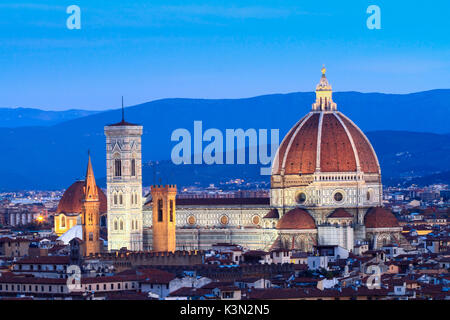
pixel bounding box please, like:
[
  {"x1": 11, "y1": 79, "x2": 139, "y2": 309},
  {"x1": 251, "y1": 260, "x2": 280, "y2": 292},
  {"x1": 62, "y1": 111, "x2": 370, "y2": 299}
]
[
  {"x1": 296, "y1": 192, "x2": 307, "y2": 204},
  {"x1": 187, "y1": 215, "x2": 196, "y2": 225},
  {"x1": 220, "y1": 215, "x2": 229, "y2": 225},
  {"x1": 252, "y1": 216, "x2": 260, "y2": 225},
  {"x1": 334, "y1": 192, "x2": 343, "y2": 202}
]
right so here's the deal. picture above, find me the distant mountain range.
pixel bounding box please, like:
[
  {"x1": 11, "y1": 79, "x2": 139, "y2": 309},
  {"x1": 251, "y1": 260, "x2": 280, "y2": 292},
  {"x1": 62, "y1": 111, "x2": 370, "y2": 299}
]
[
  {"x1": 0, "y1": 89, "x2": 449, "y2": 190},
  {"x1": 0, "y1": 107, "x2": 100, "y2": 127}
]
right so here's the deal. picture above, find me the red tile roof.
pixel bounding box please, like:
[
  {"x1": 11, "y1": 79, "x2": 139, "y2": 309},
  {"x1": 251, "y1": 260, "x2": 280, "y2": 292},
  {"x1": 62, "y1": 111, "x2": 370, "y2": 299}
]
[
  {"x1": 276, "y1": 208, "x2": 316, "y2": 230},
  {"x1": 263, "y1": 208, "x2": 279, "y2": 219},
  {"x1": 273, "y1": 111, "x2": 379, "y2": 175},
  {"x1": 364, "y1": 207, "x2": 400, "y2": 229},
  {"x1": 15, "y1": 256, "x2": 70, "y2": 265},
  {"x1": 57, "y1": 180, "x2": 107, "y2": 214},
  {"x1": 328, "y1": 208, "x2": 353, "y2": 219}
]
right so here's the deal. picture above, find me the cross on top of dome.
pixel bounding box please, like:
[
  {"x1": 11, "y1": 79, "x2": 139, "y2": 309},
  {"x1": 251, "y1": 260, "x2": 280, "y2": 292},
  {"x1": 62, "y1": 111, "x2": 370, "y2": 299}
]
[{"x1": 312, "y1": 66, "x2": 337, "y2": 112}]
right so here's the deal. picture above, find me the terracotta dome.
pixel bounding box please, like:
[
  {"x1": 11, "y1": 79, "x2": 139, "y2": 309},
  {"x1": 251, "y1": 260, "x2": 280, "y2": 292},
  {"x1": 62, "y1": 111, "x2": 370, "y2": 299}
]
[
  {"x1": 364, "y1": 207, "x2": 399, "y2": 229},
  {"x1": 57, "y1": 180, "x2": 107, "y2": 214},
  {"x1": 273, "y1": 112, "x2": 380, "y2": 175},
  {"x1": 276, "y1": 208, "x2": 316, "y2": 230},
  {"x1": 272, "y1": 69, "x2": 380, "y2": 176}
]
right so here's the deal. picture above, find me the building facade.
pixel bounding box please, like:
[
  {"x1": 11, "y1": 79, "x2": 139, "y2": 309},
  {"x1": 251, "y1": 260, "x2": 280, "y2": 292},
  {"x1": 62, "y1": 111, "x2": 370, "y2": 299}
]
[
  {"x1": 151, "y1": 185, "x2": 177, "y2": 252},
  {"x1": 54, "y1": 181, "x2": 107, "y2": 237},
  {"x1": 81, "y1": 154, "x2": 102, "y2": 256},
  {"x1": 105, "y1": 117, "x2": 144, "y2": 251},
  {"x1": 138, "y1": 69, "x2": 401, "y2": 251}
]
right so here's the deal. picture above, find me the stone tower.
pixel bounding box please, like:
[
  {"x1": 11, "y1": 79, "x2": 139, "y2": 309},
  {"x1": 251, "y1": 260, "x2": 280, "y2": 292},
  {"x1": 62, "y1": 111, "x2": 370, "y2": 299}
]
[
  {"x1": 81, "y1": 153, "x2": 102, "y2": 256},
  {"x1": 151, "y1": 185, "x2": 177, "y2": 252},
  {"x1": 105, "y1": 108, "x2": 143, "y2": 251}
]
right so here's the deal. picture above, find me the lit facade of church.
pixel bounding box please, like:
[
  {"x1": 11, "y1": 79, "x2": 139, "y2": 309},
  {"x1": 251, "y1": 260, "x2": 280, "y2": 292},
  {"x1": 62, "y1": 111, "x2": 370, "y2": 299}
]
[
  {"x1": 141, "y1": 68, "x2": 402, "y2": 251},
  {"x1": 56, "y1": 69, "x2": 402, "y2": 252}
]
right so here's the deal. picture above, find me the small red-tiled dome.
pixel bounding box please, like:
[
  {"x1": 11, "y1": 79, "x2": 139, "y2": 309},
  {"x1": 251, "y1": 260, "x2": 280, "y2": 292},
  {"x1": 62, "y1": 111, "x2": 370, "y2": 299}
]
[
  {"x1": 57, "y1": 180, "x2": 107, "y2": 214},
  {"x1": 328, "y1": 208, "x2": 353, "y2": 219},
  {"x1": 364, "y1": 207, "x2": 399, "y2": 228},
  {"x1": 276, "y1": 208, "x2": 316, "y2": 230},
  {"x1": 264, "y1": 208, "x2": 279, "y2": 219}
]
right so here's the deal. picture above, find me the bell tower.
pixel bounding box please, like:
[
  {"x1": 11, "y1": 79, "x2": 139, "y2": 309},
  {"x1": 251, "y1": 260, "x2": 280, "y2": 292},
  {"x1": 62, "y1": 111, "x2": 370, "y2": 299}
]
[
  {"x1": 105, "y1": 101, "x2": 143, "y2": 251},
  {"x1": 151, "y1": 185, "x2": 177, "y2": 252},
  {"x1": 81, "y1": 153, "x2": 102, "y2": 256}
]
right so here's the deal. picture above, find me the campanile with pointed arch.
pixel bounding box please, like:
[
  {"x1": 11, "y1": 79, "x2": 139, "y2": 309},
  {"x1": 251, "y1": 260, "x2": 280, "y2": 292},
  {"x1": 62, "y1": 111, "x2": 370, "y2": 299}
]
[{"x1": 81, "y1": 153, "x2": 102, "y2": 256}]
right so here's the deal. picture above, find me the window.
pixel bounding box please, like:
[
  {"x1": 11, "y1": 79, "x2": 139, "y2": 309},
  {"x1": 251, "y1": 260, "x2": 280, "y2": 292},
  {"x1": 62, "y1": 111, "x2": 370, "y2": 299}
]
[
  {"x1": 170, "y1": 200, "x2": 174, "y2": 222},
  {"x1": 296, "y1": 192, "x2": 307, "y2": 204},
  {"x1": 131, "y1": 159, "x2": 136, "y2": 176},
  {"x1": 158, "y1": 199, "x2": 163, "y2": 222},
  {"x1": 334, "y1": 192, "x2": 343, "y2": 202},
  {"x1": 114, "y1": 159, "x2": 122, "y2": 177},
  {"x1": 114, "y1": 219, "x2": 118, "y2": 231},
  {"x1": 89, "y1": 232, "x2": 93, "y2": 241},
  {"x1": 119, "y1": 219, "x2": 124, "y2": 231},
  {"x1": 61, "y1": 215, "x2": 66, "y2": 228},
  {"x1": 119, "y1": 194, "x2": 123, "y2": 205}
]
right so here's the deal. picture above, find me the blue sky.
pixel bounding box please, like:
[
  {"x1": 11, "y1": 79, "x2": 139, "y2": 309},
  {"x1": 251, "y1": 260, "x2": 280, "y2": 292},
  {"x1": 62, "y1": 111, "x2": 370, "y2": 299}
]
[{"x1": 0, "y1": 0, "x2": 449, "y2": 110}]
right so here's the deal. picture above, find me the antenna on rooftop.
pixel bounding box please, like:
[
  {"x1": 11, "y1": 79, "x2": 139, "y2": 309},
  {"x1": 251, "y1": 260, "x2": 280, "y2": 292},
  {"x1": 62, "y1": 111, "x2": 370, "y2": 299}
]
[{"x1": 121, "y1": 96, "x2": 125, "y2": 122}]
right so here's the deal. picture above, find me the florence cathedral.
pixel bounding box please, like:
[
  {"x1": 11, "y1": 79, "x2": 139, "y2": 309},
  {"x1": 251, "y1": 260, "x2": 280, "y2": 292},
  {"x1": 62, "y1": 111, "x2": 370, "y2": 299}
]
[{"x1": 56, "y1": 68, "x2": 403, "y2": 254}]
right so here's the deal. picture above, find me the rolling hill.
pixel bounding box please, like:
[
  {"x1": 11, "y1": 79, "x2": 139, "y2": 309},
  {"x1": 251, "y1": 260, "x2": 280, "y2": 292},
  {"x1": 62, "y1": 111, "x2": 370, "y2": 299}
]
[
  {"x1": 0, "y1": 90, "x2": 449, "y2": 190},
  {"x1": 0, "y1": 108, "x2": 100, "y2": 127}
]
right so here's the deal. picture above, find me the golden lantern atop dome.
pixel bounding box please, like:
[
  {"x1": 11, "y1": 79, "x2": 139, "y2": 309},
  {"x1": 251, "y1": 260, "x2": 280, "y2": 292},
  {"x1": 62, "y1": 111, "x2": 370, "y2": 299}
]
[{"x1": 312, "y1": 66, "x2": 337, "y2": 111}]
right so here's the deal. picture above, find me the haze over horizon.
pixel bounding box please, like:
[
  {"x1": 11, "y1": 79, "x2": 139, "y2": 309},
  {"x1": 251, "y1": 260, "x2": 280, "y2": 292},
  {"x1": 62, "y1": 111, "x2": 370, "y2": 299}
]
[{"x1": 0, "y1": 0, "x2": 449, "y2": 110}]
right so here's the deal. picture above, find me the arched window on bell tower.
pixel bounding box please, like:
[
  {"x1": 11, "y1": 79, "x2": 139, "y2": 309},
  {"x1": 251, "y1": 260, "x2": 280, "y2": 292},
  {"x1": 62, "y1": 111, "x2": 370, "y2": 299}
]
[
  {"x1": 131, "y1": 159, "x2": 136, "y2": 177},
  {"x1": 114, "y1": 159, "x2": 122, "y2": 177}
]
